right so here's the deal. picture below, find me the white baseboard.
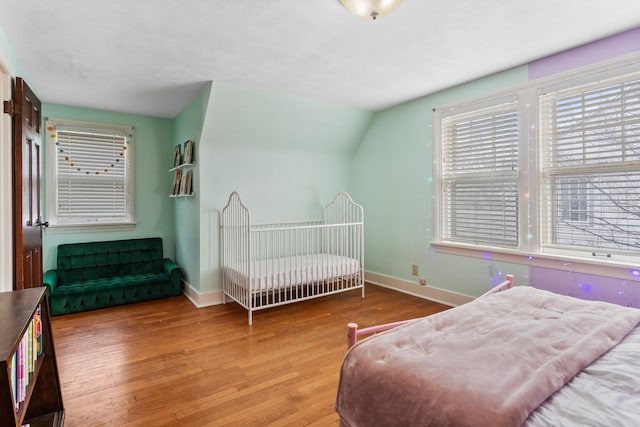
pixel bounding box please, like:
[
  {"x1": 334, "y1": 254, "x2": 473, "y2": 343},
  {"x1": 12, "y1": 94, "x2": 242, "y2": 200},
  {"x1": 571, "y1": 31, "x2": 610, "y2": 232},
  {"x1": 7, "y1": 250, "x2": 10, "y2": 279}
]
[
  {"x1": 364, "y1": 271, "x2": 473, "y2": 307},
  {"x1": 182, "y1": 281, "x2": 224, "y2": 308},
  {"x1": 181, "y1": 272, "x2": 472, "y2": 309}
]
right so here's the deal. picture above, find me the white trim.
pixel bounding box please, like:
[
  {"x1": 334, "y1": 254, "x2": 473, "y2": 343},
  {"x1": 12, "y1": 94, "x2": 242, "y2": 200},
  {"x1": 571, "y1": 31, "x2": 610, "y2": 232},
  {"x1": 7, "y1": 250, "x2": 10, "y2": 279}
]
[
  {"x1": 0, "y1": 61, "x2": 12, "y2": 292},
  {"x1": 432, "y1": 242, "x2": 640, "y2": 282},
  {"x1": 46, "y1": 117, "x2": 134, "y2": 133},
  {"x1": 182, "y1": 272, "x2": 472, "y2": 310},
  {"x1": 44, "y1": 222, "x2": 136, "y2": 234},
  {"x1": 364, "y1": 271, "x2": 472, "y2": 307},
  {"x1": 45, "y1": 117, "x2": 135, "y2": 229},
  {"x1": 182, "y1": 281, "x2": 223, "y2": 308}
]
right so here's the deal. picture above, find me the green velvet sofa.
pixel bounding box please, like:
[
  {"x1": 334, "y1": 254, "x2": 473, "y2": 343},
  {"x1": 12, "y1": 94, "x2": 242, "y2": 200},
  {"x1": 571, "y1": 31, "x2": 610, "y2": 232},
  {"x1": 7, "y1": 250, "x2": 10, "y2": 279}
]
[{"x1": 43, "y1": 237, "x2": 182, "y2": 315}]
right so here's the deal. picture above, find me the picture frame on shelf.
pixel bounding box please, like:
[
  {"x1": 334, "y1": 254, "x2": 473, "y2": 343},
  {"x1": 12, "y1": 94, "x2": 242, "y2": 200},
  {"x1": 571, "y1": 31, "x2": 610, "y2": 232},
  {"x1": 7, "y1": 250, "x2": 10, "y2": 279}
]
[
  {"x1": 183, "y1": 139, "x2": 194, "y2": 164},
  {"x1": 173, "y1": 144, "x2": 182, "y2": 168}
]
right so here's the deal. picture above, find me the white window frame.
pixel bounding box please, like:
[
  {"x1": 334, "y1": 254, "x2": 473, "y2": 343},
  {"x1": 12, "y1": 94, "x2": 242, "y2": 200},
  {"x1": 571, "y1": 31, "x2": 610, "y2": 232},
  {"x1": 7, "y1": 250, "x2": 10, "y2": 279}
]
[
  {"x1": 433, "y1": 52, "x2": 640, "y2": 274},
  {"x1": 436, "y1": 95, "x2": 521, "y2": 248},
  {"x1": 538, "y1": 71, "x2": 640, "y2": 263},
  {"x1": 45, "y1": 118, "x2": 135, "y2": 232}
]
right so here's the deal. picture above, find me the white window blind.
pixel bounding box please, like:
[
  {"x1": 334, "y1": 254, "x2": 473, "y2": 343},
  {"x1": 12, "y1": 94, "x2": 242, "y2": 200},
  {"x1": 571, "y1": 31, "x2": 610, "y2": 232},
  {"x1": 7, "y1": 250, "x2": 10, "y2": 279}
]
[
  {"x1": 539, "y1": 73, "x2": 640, "y2": 254},
  {"x1": 440, "y1": 101, "x2": 520, "y2": 246},
  {"x1": 46, "y1": 119, "x2": 134, "y2": 227}
]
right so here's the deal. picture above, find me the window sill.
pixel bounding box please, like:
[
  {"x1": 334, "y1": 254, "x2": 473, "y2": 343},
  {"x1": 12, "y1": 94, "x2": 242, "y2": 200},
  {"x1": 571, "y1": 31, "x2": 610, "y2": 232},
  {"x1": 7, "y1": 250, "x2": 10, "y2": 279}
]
[
  {"x1": 431, "y1": 242, "x2": 640, "y2": 282},
  {"x1": 45, "y1": 222, "x2": 136, "y2": 234}
]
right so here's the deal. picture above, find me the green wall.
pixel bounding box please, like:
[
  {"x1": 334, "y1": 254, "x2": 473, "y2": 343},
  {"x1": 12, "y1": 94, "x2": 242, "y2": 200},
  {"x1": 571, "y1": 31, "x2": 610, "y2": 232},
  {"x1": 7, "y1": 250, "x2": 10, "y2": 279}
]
[
  {"x1": 352, "y1": 66, "x2": 531, "y2": 297},
  {"x1": 5, "y1": 19, "x2": 638, "y2": 303},
  {"x1": 38, "y1": 83, "x2": 374, "y2": 300},
  {"x1": 39, "y1": 71, "x2": 532, "y2": 299},
  {"x1": 172, "y1": 83, "x2": 211, "y2": 291},
  {"x1": 196, "y1": 83, "x2": 374, "y2": 295},
  {"x1": 42, "y1": 104, "x2": 176, "y2": 271}
]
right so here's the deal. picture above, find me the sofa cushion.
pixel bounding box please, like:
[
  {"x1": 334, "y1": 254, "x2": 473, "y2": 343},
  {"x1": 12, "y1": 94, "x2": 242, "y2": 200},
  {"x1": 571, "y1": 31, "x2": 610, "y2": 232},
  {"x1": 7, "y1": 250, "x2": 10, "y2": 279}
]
[
  {"x1": 53, "y1": 273, "x2": 170, "y2": 295},
  {"x1": 57, "y1": 238, "x2": 164, "y2": 284},
  {"x1": 49, "y1": 273, "x2": 176, "y2": 314}
]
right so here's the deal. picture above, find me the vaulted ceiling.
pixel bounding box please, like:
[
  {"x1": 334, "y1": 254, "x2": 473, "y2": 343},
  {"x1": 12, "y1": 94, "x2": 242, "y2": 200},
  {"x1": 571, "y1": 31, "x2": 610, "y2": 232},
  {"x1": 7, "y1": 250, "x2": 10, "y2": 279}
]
[{"x1": 1, "y1": 0, "x2": 639, "y2": 118}]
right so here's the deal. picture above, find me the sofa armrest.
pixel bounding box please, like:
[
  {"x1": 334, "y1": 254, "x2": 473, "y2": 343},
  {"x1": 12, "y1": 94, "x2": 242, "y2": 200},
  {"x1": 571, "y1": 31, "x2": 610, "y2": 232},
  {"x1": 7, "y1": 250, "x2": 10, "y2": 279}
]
[
  {"x1": 163, "y1": 258, "x2": 183, "y2": 295},
  {"x1": 43, "y1": 270, "x2": 59, "y2": 295}
]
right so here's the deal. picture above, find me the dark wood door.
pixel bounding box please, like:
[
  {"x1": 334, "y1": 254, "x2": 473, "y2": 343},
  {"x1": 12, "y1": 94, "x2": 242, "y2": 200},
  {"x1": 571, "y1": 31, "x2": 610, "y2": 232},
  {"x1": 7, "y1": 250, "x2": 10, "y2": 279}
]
[{"x1": 12, "y1": 77, "x2": 43, "y2": 290}]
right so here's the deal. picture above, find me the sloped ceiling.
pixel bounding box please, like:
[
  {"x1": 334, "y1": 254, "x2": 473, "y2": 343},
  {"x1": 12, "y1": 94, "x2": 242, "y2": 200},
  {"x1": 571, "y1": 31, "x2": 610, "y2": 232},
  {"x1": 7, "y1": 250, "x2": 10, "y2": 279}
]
[{"x1": 0, "y1": 0, "x2": 639, "y2": 118}]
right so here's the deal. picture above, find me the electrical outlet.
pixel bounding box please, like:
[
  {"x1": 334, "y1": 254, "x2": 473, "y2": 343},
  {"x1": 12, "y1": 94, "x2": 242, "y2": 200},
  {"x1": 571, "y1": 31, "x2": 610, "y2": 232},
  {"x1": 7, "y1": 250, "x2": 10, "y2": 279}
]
[
  {"x1": 412, "y1": 264, "x2": 419, "y2": 276},
  {"x1": 419, "y1": 278, "x2": 427, "y2": 286}
]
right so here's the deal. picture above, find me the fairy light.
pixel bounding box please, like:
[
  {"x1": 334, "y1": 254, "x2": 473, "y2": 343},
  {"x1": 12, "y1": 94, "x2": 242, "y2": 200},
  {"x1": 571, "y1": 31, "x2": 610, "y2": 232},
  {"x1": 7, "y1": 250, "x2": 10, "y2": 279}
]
[{"x1": 50, "y1": 126, "x2": 128, "y2": 175}]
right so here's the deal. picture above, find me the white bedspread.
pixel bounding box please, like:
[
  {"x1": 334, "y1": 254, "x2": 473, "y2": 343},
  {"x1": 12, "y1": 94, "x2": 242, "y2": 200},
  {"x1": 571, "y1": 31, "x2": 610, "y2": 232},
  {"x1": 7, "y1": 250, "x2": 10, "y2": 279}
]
[
  {"x1": 525, "y1": 325, "x2": 640, "y2": 426},
  {"x1": 227, "y1": 253, "x2": 360, "y2": 291}
]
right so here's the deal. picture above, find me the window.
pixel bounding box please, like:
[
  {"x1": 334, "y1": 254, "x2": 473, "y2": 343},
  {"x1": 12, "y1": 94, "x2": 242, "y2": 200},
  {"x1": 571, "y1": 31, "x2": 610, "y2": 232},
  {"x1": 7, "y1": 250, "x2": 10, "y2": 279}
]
[
  {"x1": 540, "y1": 75, "x2": 640, "y2": 255},
  {"x1": 46, "y1": 118, "x2": 134, "y2": 230},
  {"x1": 558, "y1": 178, "x2": 589, "y2": 223},
  {"x1": 434, "y1": 54, "x2": 640, "y2": 265},
  {"x1": 439, "y1": 99, "x2": 520, "y2": 246}
]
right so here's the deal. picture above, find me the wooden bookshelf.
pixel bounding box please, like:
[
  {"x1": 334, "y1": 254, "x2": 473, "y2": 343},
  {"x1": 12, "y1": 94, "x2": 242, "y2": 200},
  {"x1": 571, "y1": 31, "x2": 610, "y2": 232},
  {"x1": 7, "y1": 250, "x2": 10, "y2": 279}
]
[{"x1": 0, "y1": 288, "x2": 64, "y2": 427}]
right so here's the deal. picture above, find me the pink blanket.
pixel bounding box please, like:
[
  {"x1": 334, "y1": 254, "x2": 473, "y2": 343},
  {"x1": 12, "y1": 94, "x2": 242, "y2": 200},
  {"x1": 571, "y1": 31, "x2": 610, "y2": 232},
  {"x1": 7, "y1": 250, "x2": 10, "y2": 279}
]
[{"x1": 335, "y1": 287, "x2": 640, "y2": 427}]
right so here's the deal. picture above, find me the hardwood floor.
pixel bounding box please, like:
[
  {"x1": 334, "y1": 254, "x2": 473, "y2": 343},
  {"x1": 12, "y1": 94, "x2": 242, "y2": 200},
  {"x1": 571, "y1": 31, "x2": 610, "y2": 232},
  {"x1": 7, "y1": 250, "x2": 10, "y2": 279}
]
[{"x1": 51, "y1": 284, "x2": 450, "y2": 426}]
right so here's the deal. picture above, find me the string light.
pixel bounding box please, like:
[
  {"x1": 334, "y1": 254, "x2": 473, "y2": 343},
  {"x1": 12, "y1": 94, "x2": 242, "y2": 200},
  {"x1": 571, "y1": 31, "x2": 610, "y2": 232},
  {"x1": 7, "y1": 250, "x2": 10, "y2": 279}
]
[{"x1": 50, "y1": 126, "x2": 128, "y2": 175}]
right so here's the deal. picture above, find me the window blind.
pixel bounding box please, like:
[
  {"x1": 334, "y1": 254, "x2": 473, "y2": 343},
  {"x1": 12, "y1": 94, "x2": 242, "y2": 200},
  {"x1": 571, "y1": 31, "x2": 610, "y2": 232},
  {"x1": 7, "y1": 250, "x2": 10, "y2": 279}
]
[
  {"x1": 539, "y1": 73, "x2": 640, "y2": 253},
  {"x1": 440, "y1": 102, "x2": 519, "y2": 246},
  {"x1": 51, "y1": 123, "x2": 131, "y2": 223}
]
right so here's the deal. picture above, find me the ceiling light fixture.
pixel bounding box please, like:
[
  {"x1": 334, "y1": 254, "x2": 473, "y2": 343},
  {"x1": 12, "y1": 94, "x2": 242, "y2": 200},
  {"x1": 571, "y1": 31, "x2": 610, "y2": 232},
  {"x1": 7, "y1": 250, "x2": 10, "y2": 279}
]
[{"x1": 340, "y1": 0, "x2": 404, "y2": 20}]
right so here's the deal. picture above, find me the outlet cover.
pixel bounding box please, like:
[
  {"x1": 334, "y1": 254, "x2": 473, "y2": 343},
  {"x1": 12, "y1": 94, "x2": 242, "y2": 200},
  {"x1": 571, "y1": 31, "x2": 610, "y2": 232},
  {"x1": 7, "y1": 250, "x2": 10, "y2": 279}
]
[{"x1": 412, "y1": 264, "x2": 419, "y2": 276}]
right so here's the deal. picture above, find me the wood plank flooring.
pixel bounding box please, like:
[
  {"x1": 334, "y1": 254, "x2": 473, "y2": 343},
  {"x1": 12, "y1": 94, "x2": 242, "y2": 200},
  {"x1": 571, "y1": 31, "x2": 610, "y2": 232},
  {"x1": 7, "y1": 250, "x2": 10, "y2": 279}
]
[{"x1": 51, "y1": 284, "x2": 450, "y2": 426}]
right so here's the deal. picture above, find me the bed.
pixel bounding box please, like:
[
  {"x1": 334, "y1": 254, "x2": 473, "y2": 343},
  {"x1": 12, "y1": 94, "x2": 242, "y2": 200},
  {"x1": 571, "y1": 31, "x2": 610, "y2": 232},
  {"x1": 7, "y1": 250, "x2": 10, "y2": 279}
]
[
  {"x1": 221, "y1": 191, "x2": 364, "y2": 325},
  {"x1": 336, "y1": 276, "x2": 640, "y2": 426}
]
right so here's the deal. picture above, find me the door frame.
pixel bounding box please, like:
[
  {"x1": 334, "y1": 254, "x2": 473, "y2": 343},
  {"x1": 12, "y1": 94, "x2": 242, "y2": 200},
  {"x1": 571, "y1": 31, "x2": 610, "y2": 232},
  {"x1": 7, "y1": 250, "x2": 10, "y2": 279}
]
[{"x1": 0, "y1": 61, "x2": 12, "y2": 292}]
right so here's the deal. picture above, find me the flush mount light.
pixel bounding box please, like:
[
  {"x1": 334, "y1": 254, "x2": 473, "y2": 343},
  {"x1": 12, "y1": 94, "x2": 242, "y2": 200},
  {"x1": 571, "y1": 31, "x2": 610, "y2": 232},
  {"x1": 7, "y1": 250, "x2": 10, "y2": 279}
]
[{"x1": 340, "y1": 0, "x2": 404, "y2": 20}]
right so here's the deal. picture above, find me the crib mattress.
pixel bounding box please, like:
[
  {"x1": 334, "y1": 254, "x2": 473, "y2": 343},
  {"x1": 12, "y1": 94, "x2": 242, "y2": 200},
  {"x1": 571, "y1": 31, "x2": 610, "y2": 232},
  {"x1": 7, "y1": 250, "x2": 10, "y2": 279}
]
[{"x1": 226, "y1": 253, "x2": 360, "y2": 292}]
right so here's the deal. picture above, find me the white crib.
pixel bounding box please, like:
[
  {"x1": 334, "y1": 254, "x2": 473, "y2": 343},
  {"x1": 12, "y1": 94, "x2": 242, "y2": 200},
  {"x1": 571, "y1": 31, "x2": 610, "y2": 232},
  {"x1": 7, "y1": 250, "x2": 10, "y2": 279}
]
[{"x1": 221, "y1": 191, "x2": 364, "y2": 325}]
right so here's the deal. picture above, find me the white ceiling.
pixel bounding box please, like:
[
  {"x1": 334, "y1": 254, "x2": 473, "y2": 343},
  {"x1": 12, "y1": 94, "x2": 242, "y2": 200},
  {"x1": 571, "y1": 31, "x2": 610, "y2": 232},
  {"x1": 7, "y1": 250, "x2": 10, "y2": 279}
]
[{"x1": 1, "y1": 0, "x2": 639, "y2": 118}]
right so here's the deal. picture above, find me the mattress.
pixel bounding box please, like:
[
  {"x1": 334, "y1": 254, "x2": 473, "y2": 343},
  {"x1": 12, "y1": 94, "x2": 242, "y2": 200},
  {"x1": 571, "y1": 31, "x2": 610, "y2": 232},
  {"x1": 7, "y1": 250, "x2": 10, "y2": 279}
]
[
  {"x1": 226, "y1": 253, "x2": 360, "y2": 291},
  {"x1": 336, "y1": 287, "x2": 640, "y2": 427},
  {"x1": 525, "y1": 325, "x2": 640, "y2": 426}
]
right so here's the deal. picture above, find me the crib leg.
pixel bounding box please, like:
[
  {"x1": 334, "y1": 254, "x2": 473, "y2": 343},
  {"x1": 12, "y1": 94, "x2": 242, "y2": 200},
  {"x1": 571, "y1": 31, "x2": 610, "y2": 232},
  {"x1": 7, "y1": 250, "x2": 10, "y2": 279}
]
[
  {"x1": 361, "y1": 284, "x2": 365, "y2": 299},
  {"x1": 248, "y1": 310, "x2": 253, "y2": 326}
]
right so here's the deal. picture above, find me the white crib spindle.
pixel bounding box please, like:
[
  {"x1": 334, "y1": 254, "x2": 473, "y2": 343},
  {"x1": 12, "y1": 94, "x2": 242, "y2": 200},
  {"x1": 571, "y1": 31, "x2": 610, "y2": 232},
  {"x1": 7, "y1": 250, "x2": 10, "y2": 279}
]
[{"x1": 222, "y1": 191, "x2": 364, "y2": 324}]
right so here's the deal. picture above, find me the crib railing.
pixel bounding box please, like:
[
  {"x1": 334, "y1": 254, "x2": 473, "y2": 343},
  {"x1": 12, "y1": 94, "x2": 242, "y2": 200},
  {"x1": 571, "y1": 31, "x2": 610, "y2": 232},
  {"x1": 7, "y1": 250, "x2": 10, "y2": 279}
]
[{"x1": 222, "y1": 192, "x2": 364, "y2": 325}]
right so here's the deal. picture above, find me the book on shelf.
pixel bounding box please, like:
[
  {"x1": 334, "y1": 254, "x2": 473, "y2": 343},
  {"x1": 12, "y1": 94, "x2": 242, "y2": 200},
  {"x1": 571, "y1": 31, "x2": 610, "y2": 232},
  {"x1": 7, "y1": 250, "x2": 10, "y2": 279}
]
[
  {"x1": 185, "y1": 170, "x2": 192, "y2": 195},
  {"x1": 9, "y1": 353, "x2": 16, "y2": 408},
  {"x1": 173, "y1": 144, "x2": 182, "y2": 168},
  {"x1": 17, "y1": 335, "x2": 24, "y2": 406},
  {"x1": 183, "y1": 139, "x2": 194, "y2": 164},
  {"x1": 27, "y1": 321, "x2": 33, "y2": 375},
  {"x1": 9, "y1": 305, "x2": 43, "y2": 412},
  {"x1": 172, "y1": 170, "x2": 182, "y2": 196},
  {"x1": 178, "y1": 169, "x2": 193, "y2": 196},
  {"x1": 179, "y1": 171, "x2": 186, "y2": 195},
  {"x1": 35, "y1": 306, "x2": 43, "y2": 356}
]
